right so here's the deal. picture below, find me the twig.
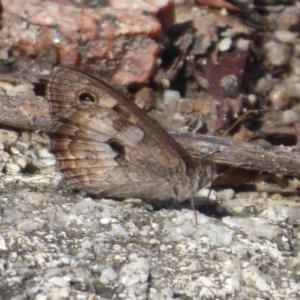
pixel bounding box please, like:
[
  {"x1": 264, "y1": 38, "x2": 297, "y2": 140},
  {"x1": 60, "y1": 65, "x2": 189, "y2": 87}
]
[{"x1": 0, "y1": 94, "x2": 299, "y2": 177}]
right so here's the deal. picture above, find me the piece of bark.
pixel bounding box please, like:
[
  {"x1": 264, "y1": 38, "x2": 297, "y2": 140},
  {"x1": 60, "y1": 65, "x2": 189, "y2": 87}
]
[
  {"x1": 173, "y1": 131, "x2": 299, "y2": 177},
  {"x1": 0, "y1": 94, "x2": 299, "y2": 177}
]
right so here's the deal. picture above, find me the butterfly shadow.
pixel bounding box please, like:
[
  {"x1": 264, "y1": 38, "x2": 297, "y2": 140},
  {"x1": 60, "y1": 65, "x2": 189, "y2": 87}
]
[{"x1": 144, "y1": 196, "x2": 231, "y2": 219}]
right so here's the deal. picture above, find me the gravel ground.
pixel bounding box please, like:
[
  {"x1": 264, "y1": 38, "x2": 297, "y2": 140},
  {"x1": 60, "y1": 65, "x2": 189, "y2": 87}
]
[{"x1": 0, "y1": 130, "x2": 299, "y2": 299}]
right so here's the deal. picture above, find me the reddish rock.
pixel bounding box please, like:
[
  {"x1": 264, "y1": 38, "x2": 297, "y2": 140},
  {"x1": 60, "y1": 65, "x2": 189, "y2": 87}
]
[{"x1": 0, "y1": 0, "x2": 175, "y2": 85}]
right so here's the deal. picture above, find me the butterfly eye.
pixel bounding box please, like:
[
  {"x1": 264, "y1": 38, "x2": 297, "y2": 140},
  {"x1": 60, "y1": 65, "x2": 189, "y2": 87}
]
[{"x1": 78, "y1": 92, "x2": 96, "y2": 103}]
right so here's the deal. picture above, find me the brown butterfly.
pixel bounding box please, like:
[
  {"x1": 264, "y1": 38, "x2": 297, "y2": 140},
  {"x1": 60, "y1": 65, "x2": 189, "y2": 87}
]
[{"x1": 46, "y1": 66, "x2": 211, "y2": 202}]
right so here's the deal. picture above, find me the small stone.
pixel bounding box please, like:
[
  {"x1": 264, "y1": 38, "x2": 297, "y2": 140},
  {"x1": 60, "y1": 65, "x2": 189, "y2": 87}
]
[
  {"x1": 0, "y1": 81, "x2": 14, "y2": 94},
  {"x1": 177, "y1": 98, "x2": 193, "y2": 114},
  {"x1": 48, "y1": 288, "x2": 69, "y2": 298},
  {"x1": 255, "y1": 75, "x2": 275, "y2": 95},
  {"x1": 5, "y1": 162, "x2": 21, "y2": 175},
  {"x1": 289, "y1": 57, "x2": 300, "y2": 76},
  {"x1": 196, "y1": 188, "x2": 217, "y2": 200},
  {"x1": 16, "y1": 218, "x2": 44, "y2": 232},
  {"x1": 7, "y1": 83, "x2": 35, "y2": 98},
  {"x1": 161, "y1": 78, "x2": 170, "y2": 89},
  {"x1": 135, "y1": 87, "x2": 156, "y2": 110},
  {"x1": 0, "y1": 129, "x2": 18, "y2": 146},
  {"x1": 10, "y1": 146, "x2": 20, "y2": 155},
  {"x1": 264, "y1": 41, "x2": 290, "y2": 67},
  {"x1": 218, "y1": 37, "x2": 232, "y2": 52},
  {"x1": 100, "y1": 267, "x2": 118, "y2": 284},
  {"x1": 119, "y1": 257, "x2": 150, "y2": 286},
  {"x1": 99, "y1": 217, "x2": 111, "y2": 224},
  {"x1": 163, "y1": 90, "x2": 180, "y2": 105},
  {"x1": 0, "y1": 48, "x2": 8, "y2": 60},
  {"x1": 255, "y1": 276, "x2": 271, "y2": 292},
  {"x1": 37, "y1": 148, "x2": 54, "y2": 159},
  {"x1": 281, "y1": 110, "x2": 300, "y2": 124},
  {"x1": 236, "y1": 38, "x2": 250, "y2": 51},
  {"x1": 161, "y1": 287, "x2": 174, "y2": 297},
  {"x1": 247, "y1": 94, "x2": 257, "y2": 106},
  {"x1": 285, "y1": 83, "x2": 300, "y2": 99},
  {"x1": 0, "y1": 236, "x2": 7, "y2": 251},
  {"x1": 269, "y1": 84, "x2": 289, "y2": 110},
  {"x1": 276, "y1": 7, "x2": 300, "y2": 30},
  {"x1": 274, "y1": 30, "x2": 298, "y2": 43},
  {"x1": 13, "y1": 141, "x2": 30, "y2": 156},
  {"x1": 217, "y1": 189, "x2": 235, "y2": 200},
  {"x1": 12, "y1": 155, "x2": 28, "y2": 169},
  {"x1": 40, "y1": 158, "x2": 56, "y2": 167},
  {"x1": 0, "y1": 150, "x2": 10, "y2": 171}
]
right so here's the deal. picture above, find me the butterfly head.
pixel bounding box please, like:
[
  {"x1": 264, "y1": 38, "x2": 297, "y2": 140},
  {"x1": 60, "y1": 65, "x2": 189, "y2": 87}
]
[{"x1": 174, "y1": 162, "x2": 212, "y2": 202}]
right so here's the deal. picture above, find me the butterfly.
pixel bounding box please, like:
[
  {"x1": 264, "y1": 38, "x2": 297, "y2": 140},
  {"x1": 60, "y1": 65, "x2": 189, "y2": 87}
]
[{"x1": 46, "y1": 66, "x2": 210, "y2": 202}]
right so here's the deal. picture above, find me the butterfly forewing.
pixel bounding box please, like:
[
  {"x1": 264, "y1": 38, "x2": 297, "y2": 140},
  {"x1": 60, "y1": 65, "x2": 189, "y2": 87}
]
[{"x1": 46, "y1": 66, "x2": 206, "y2": 201}]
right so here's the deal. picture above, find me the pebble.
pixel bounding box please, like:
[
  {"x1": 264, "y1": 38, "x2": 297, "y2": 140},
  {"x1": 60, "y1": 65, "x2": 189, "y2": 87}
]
[
  {"x1": 0, "y1": 129, "x2": 18, "y2": 146},
  {"x1": 163, "y1": 90, "x2": 181, "y2": 105},
  {"x1": 275, "y1": 7, "x2": 299, "y2": 30},
  {"x1": 274, "y1": 30, "x2": 298, "y2": 43},
  {"x1": 282, "y1": 110, "x2": 300, "y2": 124},
  {"x1": 255, "y1": 75, "x2": 275, "y2": 95},
  {"x1": 12, "y1": 155, "x2": 28, "y2": 169},
  {"x1": 264, "y1": 41, "x2": 290, "y2": 67},
  {"x1": 218, "y1": 37, "x2": 232, "y2": 51},
  {"x1": 0, "y1": 150, "x2": 10, "y2": 171},
  {"x1": 289, "y1": 57, "x2": 300, "y2": 76},
  {"x1": 100, "y1": 267, "x2": 118, "y2": 284},
  {"x1": 236, "y1": 38, "x2": 250, "y2": 51},
  {"x1": 0, "y1": 235, "x2": 7, "y2": 251},
  {"x1": 5, "y1": 162, "x2": 21, "y2": 175},
  {"x1": 7, "y1": 83, "x2": 35, "y2": 98},
  {"x1": 269, "y1": 84, "x2": 289, "y2": 110}
]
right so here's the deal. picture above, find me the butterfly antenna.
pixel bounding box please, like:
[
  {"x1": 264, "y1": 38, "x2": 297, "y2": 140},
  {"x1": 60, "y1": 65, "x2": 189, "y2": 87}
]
[
  {"x1": 205, "y1": 187, "x2": 212, "y2": 215},
  {"x1": 191, "y1": 193, "x2": 198, "y2": 226}
]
